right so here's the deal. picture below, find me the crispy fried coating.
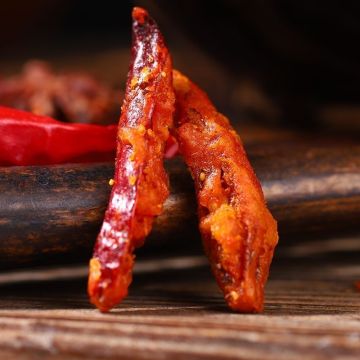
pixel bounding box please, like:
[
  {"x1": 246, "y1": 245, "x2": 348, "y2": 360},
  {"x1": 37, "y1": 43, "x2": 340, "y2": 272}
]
[{"x1": 173, "y1": 70, "x2": 278, "y2": 312}]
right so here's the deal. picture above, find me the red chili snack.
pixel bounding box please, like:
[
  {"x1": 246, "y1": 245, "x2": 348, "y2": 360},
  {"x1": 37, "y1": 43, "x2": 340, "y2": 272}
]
[
  {"x1": 88, "y1": 7, "x2": 174, "y2": 311},
  {"x1": 0, "y1": 106, "x2": 116, "y2": 165},
  {"x1": 173, "y1": 70, "x2": 278, "y2": 312},
  {"x1": 0, "y1": 61, "x2": 121, "y2": 124}
]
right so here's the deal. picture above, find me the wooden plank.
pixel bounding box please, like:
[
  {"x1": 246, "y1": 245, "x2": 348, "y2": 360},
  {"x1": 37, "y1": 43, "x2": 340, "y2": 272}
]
[{"x1": 0, "y1": 238, "x2": 360, "y2": 360}]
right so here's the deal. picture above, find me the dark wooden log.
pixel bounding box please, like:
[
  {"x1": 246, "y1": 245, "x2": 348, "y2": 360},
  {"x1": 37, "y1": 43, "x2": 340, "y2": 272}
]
[{"x1": 0, "y1": 140, "x2": 359, "y2": 268}]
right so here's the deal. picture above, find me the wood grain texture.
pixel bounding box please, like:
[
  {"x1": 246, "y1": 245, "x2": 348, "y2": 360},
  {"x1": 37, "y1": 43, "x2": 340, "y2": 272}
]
[
  {"x1": 0, "y1": 243, "x2": 359, "y2": 360},
  {"x1": 0, "y1": 135, "x2": 359, "y2": 268}
]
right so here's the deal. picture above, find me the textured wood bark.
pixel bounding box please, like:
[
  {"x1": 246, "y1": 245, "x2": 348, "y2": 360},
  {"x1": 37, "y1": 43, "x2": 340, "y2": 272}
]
[{"x1": 0, "y1": 139, "x2": 359, "y2": 268}]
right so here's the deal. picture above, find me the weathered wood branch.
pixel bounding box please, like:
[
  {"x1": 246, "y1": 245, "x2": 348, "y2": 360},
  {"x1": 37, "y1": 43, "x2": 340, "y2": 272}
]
[{"x1": 0, "y1": 141, "x2": 359, "y2": 268}]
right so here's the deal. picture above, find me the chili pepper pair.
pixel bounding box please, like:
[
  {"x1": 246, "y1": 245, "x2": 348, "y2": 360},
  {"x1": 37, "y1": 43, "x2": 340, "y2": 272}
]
[{"x1": 88, "y1": 7, "x2": 278, "y2": 313}]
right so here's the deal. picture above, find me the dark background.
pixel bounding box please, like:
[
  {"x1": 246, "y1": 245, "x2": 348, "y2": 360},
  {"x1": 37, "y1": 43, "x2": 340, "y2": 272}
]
[{"x1": 1, "y1": 0, "x2": 360, "y2": 134}]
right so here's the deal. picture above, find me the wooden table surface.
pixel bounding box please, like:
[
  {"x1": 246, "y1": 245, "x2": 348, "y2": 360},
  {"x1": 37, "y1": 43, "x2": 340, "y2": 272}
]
[{"x1": 0, "y1": 234, "x2": 359, "y2": 360}]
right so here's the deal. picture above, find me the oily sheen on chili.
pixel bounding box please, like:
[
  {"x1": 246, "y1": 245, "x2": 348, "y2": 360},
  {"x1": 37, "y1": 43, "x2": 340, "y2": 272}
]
[
  {"x1": 88, "y1": 7, "x2": 175, "y2": 312},
  {"x1": 0, "y1": 106, "x2": 116, "y2": 166}
]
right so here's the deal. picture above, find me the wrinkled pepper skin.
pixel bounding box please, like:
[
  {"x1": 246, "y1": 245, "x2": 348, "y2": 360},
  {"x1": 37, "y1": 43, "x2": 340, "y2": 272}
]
[
  {"x1": 173, "y1": 70, "x2": 278, "y2": 312},
  {"x1": 0, "y1": 106, "x2": 116, "y2": 165},
  {"x1": 88, "y1": 7, "x2": 174, "y2": 312}
]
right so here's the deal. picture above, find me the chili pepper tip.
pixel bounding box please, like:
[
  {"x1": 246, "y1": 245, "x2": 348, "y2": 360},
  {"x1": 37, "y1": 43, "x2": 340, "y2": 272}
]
[{"x1": 132, "y1": 7, "x2": 148, "y2": 25}]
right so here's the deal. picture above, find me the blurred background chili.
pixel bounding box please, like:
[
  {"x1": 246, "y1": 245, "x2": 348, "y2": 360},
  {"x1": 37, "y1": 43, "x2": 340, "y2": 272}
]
[{"x1": 1, "y1": 0, "x2": 360, "y2": 135}]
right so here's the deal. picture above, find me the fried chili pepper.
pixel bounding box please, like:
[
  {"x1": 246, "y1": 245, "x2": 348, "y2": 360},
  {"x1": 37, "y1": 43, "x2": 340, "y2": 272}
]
[
  {"x1": 0, "y1": 106, "x2": 116, "y2": 165},
  {"x1": 173, "y1": 70, "x2": 278, "y2": 312},
  {"x1": 88, "y1": 7, "x2": 174, "y2": 312},
  {"x1": 0, "y1": 61, "x2": 121, "y2": 124}
]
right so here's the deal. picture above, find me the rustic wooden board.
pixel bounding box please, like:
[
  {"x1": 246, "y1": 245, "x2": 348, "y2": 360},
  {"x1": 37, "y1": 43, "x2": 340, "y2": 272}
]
[{"x1": 0, "y1": 236, "x2": 360, "y2": 360}]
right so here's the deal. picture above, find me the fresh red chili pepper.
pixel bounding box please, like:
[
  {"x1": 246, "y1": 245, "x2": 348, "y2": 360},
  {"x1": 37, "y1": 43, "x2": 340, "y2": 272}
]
[
  {"x1": 173, "y1": 70, "x2": 278, "y2": 312},
  {"x1": 355, "y1": 281, "x2": 360, "y2": 291},
  {"x1": 164, "y1": 134, "x2": 179, "y2": 158},
  {"x1": 88, "y1": 7, "x2": 175, "y2": 312},
  {"x1": 0, "y1": 106, "x2": 117, "y2": 166}
]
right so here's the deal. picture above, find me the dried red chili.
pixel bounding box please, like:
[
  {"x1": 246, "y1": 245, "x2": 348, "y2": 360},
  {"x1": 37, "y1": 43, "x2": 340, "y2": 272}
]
[
  {"x1": 0, "y1": 61, "x2": 121, "y2": 125},
  {"x1": 173, "y1": 70, "x2": 279, "y2": 312},
  {"x1": 88, "y1": 7, "x2": 174, "y2": 311},
  {"x1": 0, "y1": 106, "x2": 116, "y2": 166}
]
